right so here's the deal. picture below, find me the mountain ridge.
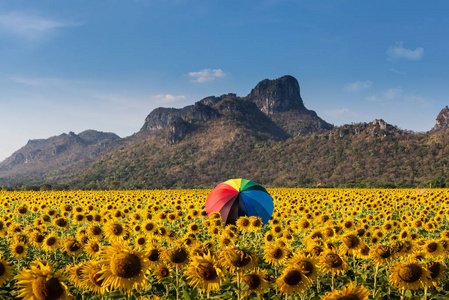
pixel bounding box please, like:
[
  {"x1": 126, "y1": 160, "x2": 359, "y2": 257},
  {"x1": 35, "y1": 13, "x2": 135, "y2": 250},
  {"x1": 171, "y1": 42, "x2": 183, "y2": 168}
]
[{"x1": 1, "y1": 75, "x2": 448, "y2": 189}]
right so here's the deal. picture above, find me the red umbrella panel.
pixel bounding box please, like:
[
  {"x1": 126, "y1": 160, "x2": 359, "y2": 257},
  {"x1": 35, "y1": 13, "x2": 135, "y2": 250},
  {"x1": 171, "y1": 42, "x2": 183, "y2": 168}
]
[{"x1": 206, "y1": 179, "x2": 273, "y2": 226}]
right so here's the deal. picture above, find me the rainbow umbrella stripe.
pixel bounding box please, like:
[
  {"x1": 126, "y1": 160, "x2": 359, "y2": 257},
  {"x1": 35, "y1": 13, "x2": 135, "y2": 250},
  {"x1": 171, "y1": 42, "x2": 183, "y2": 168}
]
[{"x1": 206, "y1": 179, "x2": 274, "y2": 226}]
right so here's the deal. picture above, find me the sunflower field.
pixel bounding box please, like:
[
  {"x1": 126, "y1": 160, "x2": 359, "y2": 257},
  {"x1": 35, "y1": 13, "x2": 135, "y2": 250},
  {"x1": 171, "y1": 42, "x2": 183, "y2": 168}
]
[{"x1": 0, "y1": 188, "x2": 448, "y2": 300}]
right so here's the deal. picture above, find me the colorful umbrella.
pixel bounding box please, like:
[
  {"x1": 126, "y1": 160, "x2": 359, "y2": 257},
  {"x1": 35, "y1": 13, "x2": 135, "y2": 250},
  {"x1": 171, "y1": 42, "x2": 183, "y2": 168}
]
[{"x1": 205, "y1": 178, "x2": 274, "y2": 226}]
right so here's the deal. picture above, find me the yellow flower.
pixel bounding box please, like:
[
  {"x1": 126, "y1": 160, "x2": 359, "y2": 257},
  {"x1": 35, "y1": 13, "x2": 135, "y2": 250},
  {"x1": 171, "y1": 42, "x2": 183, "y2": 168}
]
[
  {"x1": 288, "y1": 252, "x2": 319, "y2": 281},
  {"x1": 10, "y1": 241, "x2": 27, "y2": 259},
  {"x1": 263, "y1": 244, "x2": 289, "y2": 266},
  {"x1": 276, "y1": 265, "x2": 311, "y2": 295},
  {"x1": 389, "y1": 260, "x2": 430, "y2": 290},
  {"x1": 318, "y1": 250, "x2": 347, "y2": 276},
  {"x1": 80, "y1": 260, "x2": 108, "y2": 295},
  {"x1": 240, "y1": 268, "x2": 270, "y2": 297},
  {"x1": 185, "y1": 252, "x2": 223, "y2": 293},
  {"x1": 219, "y1": 245, "x2": 257, "y2": 273},
  {"x1": 101, "y1": 243, "x2": 150, "y2": 293},
  {"x1": 426, "y1": 261, "x2": 446, "y2": 289},
  {"x1": 0, "y1": 255, "x2": 13, "y2": 286},
  {"x1": 15, "y1": 261, "x2": 71, "y2": 300},
  {"x1": 320, "y1": 281, "x2": 370, "y2": 300}
]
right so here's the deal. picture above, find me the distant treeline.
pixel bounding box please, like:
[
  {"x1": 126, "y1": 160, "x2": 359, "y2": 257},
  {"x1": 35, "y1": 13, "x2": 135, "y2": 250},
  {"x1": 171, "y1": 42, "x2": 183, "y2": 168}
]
[
  {"x1": 1, "y1": 177, "x2": 447, "y2": 191},
  {"x1": 1, "y1": 183, "x2": 71, "y2": 191}
]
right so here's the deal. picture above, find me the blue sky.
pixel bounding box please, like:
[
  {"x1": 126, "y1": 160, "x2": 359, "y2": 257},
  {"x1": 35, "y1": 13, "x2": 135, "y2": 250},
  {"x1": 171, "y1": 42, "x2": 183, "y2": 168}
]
[{"x1": 1, "y1": 0, "x2": 448, "y2": 161}]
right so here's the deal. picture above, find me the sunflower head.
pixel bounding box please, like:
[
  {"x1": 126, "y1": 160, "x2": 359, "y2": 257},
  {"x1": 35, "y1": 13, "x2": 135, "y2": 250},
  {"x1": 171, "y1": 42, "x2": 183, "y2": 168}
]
[
  {"x1": 319, "y1": 250, "x2": 347, "y2": 275},
  {"x1": 276, "y1": 266, "x2": 311, "y2": 295},
  {"x1": 101, "y1": 244, "x2": 150, "y2": 292},
  {"x1": 241, "y1": 269, "x2": 269, "y2": 297},
  {"x1": 389, "y1": 260, "x2": 430, "y2": 290},
  {"x1": 219, "y1": 245, "x2": 256, "y2": 273},
  {"x1": 185, "y1": 252, "x2": 223, "y2": 293},
  {"x1": 320, "y1": 281, "x2": 370, "y2": 300}
]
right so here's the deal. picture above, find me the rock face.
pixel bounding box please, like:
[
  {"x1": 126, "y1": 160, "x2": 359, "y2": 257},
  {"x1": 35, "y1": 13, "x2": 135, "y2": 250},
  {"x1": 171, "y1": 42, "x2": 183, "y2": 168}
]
[
  {"x1": 140, "y1": 107, "x2": 192, "y2": 132},
  {"x1": 245, "y1": 75, "x2": 307, "y2": 115},
  {"x1": 433, "y1": 106, "x2": 449, "y2": 131},
  {"x1": 138, "y1": 75, "x2": 332, "y2": 142}
]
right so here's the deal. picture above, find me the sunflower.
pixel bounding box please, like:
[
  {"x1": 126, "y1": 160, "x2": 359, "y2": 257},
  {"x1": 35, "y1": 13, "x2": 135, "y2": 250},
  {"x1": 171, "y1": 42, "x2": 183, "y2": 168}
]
[
  {"x1": 426, "y1": 261, "x2": 446, "y2": 288},
  {"x1": 394, "y1": 240, "x2": 415, "y2": 257},
  {"x1": 162, "y1": 245, "x2": 190, "y2": 269},
  {"x1": 134, "y1": 235, "x2": 147, "y2": 250},
  {"x1": 101, "y1": 243, "x2": 150, "y2": 293},
  {"x1": 65, "y1": 262, "x2": 85, "y2": 289},
  {"x1": 80, "y1": 260, "x2": 108, "y2": 295},
  {"x1": 320, "y1": 281, "x2": 370, "y2": 300},
  {"x1": 236, "y1": 216, "x2": 251, "y2": 232},
  {"x1": 249, "y1": 216, "x2": 263, "y2": 231},
  {"x1": 240, "y1": 268, "x2": 270, "y2": 297},
  {"x1": 147, "y1": 247, "x2": 163, "y2": 269},
  {"x1": 288, "y1": 252, "x2": 319, "y2": 281},
  {"x1": 219, "y1": 245, "x2": 257, "y2": 273},
  {"x1": 264, "y1": 232, "x2": 275, "y2": 244},
  {"x1": 276, "y1": 265, "x2": 311, "y2": 295},
  {"x1": 85, "y1": 240, "x2": 102, "y2": 257},
  {"x1": 15, "y1": 261, "x2": 71, "y2": 300},
  {"x1": 263, "y1": 244, "x2": 289, "y2": 266},
  {"x1": 389, "y1": 259, "x2": 430, "y2": 290},
  {"x1": 185, "y1": 252, "x2": 223, "y2": 293},
  {"x1": 53, "y1": 217, "x2": 69, "y2": 230},
  {"x1": 421, "y1": 240, "x2": 444, "y2": 257},
  {"x1": 154, "y1": 264, "x2": 171, "y2": 282},
  {"x1": 297, "y1": 218, "x2": 312, "y2": 232},
  {"x1": 104, "y1": 221, "x2": 129, "y2": 243},
  {"x1": 0, "y1": 255, "x2": 13, "y2": 286},
  {"x1": 353, "y1": 243, "x2": 370, "y2": 260},
  {"x1": 304, "y1": 229, "x2": 325, "y2": 244},
  {"x1": 341, "y1": 218, "x2": 355, "y2": 231},
  {"x1": 370, "y1": 245, "x2": 395, "y2": 265},
  {"x1": 10, "y1": 241, "x2": 27, "y2": 259},
  {"x1": 339, "y1": 233, "x2": 363, "y2": 255},
  {"x1": 42, "y1": 234, "x2": 59, "y2": 252},
  {"x1": 87, "y1": 224, "x2": 103, "y2": 239},
  {"x1": 61, "y1": 237, "x2": 84, "y2": 256},
  {"x1": 318, "y1": 250, "x2": 347, "y2": 276},
  {"x1": 187, "y1": 222, "x2": 201, "y2": 234},
  {"x1": 30, "y1": 231, "x2": 46, "y2": 248}
]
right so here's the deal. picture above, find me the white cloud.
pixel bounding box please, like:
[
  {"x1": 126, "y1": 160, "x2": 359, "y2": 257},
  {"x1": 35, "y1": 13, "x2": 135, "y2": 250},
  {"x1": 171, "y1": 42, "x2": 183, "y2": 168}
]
[
  {"x1": 389, "y1": 68, "x2": 406, "y2": 75},
  {"x1": 188, "y1": 69, "x2": 226, "y2": 83},
  {"x1": 344, "y1": 80, "x2": 372, "y2": 92},
  {"x1": 150, "y1": 94, "x2": 187, "y2": 104},
  {"x1": 366, "y1": 87, "x2": 432, "y2": 107},
  {"x1": 367, "y1": 87, "x2": 403, "y2": 102},
  {"x1": 0, "y1": 12, "x2": 82, "y2": 41},
  {"x1": 387, "y1": 42, "x2": 424, "y2": 61},
  {"x1": 322, "y1": 107, "x2": 359, "y2": 120}
]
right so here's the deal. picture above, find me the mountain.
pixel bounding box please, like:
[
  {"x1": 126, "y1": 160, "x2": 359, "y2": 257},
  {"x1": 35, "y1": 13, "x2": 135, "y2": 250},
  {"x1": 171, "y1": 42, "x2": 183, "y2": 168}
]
[
  {"x1": 0, "y1": 130, "x2": 120, "y2": 185},
  {"x1": 1, "y1": 75, "x2": 449, "y2": 189},
  {"x1": 135, "y1": 75, "x2": 332, "y2": 142},
  {"x1": 432, "y1": 105, "x2": 449, "y2": 132}
]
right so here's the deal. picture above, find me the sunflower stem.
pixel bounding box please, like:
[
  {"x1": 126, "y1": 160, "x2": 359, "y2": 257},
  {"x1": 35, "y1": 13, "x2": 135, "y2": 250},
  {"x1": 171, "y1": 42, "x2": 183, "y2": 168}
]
[
  {"x1": 175, "y1": 266, "x2": 180, "y2": 300},
  {"x1": 423, "y1": 286, "x2": 428, "y2": 300},
  {"x1": 236, "y1": 271, "x2": 241, "y2": 300},
  {"x1": 331, "y1": 273, "x2": 335, "y2": 290},
  {"x1": 401, "y1": 288, "x2": 405, "y2": 300},
  {"x1": 372, "y1": 262, "x2": 380, "y2": 298}
]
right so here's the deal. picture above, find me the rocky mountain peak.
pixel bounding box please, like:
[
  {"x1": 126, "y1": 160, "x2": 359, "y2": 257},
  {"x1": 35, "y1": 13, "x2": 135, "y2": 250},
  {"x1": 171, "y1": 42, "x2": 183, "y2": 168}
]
[
  {"x1": 432, "y1": 106, "x2": 449, "y2": 131},
  {"x1": 245, "y1": 75, "x2": 307, "y2": 115}
]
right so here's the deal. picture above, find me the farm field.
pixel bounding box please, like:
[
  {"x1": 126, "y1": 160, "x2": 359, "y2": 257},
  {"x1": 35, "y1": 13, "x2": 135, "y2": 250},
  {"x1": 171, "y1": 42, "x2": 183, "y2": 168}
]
[{"x1": 0, "y1": 188, "x2": 448, "y2": 300}]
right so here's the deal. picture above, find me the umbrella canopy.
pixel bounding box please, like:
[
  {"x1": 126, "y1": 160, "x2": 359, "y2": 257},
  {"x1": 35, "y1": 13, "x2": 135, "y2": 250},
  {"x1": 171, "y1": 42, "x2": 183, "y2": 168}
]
[{"x1": 205, "y1": 179, "x2": 274, "y2": 226}]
